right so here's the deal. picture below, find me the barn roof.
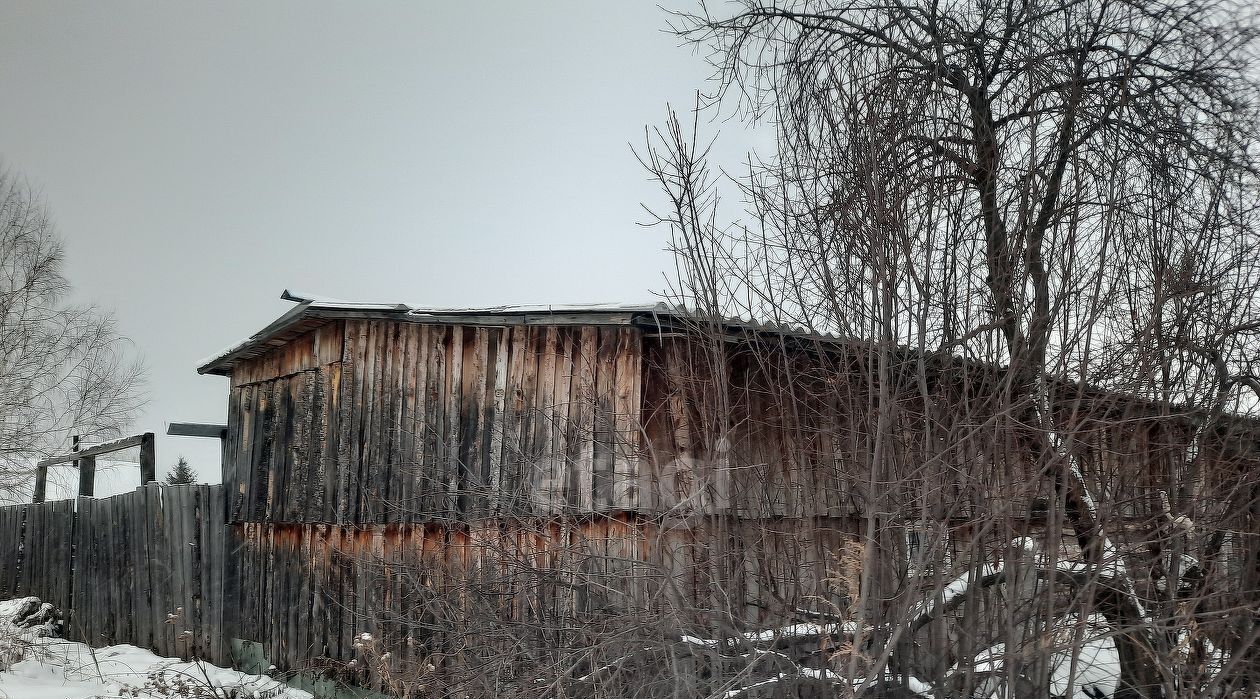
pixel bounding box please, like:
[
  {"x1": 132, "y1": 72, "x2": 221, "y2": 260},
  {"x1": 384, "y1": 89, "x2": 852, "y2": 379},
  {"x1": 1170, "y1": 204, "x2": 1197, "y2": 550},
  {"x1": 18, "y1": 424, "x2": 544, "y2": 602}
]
[
  {"x1": 196, "y1": 290, "x2": 682, "y2": 375},
  {"x1": 197, "y1": 291, "x2": 1260, "y2": 444}
]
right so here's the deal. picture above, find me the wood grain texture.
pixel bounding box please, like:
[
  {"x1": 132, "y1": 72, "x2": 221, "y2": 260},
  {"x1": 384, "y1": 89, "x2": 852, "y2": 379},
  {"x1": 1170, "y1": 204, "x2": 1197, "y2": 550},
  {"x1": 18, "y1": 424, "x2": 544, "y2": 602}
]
[{"x1": 223, "y1": 321, "x2": 649, "y2": 524}]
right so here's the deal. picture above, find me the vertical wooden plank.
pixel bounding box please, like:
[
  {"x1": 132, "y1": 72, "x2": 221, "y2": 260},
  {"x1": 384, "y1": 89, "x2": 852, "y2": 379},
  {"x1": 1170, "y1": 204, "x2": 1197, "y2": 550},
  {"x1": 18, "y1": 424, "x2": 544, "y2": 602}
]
[
  {"x1": 365, "y1": 527, "x2": 385, "y2": 683},
  {"x1": 131, "y1": 489, "x2": 151, "y2": 651},
  {"x1": 209, "y1": 485, "x2": 228, "y2": 664},
  {"x1": 613, "y1": 328, "x2": 643, "y2": 510},
  {"x1": 406, "y1": 325, "x2": 431, "y2": 522},
  {"x1": 234, "y1": 522, "x2": 251, "y2": 653},
  {"x1": 163, "y1": 487, "x2": 182, "y2": 657},
  {"x1": 78, "y1": 456, "x2": 96, "y2": 497},
  {"x1": 335, "y1": 322, "x2": 360, "y2": 518},
  {"x1": 32, "y1": 465, "x2": 47, "y2": 503},
  {"x1": 362, "y1": 328, "x2": 383, "y2": 522},
  {"x1": 346, "y1": 526, "x2": 360, "y2": 664},
  {"x1": 475, "y1": 329, "x2": 496, "y2": 515},
  {"x1": 180, "y1": 486, "x2": 198, "y2": 659},
  {"x1": 551, "y1": 329, "x2": 575, "y2": 510},
  {"x1": 139, "y1": 433, "x2": 156, "y2": 485},
  {"x1": 282, "y1": 526, "x2": 299, "y2": 672},
  {"x1": 26, "y1": 503, "x2": 37, "y2": 602},
  {"x1": 532, "y1": 326, "x2": 558, "y2": 513},
  {"x1": 123, "y1": 491, "x2": 137, "y2": 644},
  {"x1": 297, "y1": 524, "x2": 315, "y2": 666},
  {"x1": 105, "y1": 496, "x2": 119, "y2": 645},
  {"x1": 243, "y1": 383, "x2": 263, "y2": 522},
  {"x1": 64, "y1": 500, "x2": 75, "y2": 624},
  {"x1": 443, "y1": 325, "x2": 464, "y2": 518},
  {"x1": 304, "y1": 366, "x2": 327, "y2": 522},
  {"x1": 593, "y1": 328, "x2": 618, "y2": 509},
  {"x1": 260, "y1": 524, "x2": 275, "y2": 663},
  {"x1": 340, "y1": 321, "x2": 368, "y2": 523},
  {"x1": 246, "y1": 382, "x2": 270, "y2": 521},
  {"x1": 322, "y1": 362, "x2": 342, "y2": 524},
  {"x1": 370, "y1": 322, "x2": 396, "y2": 522},
  {"x1": 396, "y1": 324, "x2": 419, "y2": 521},
  {"x1": 573, "y1": 327, "x2": 598, "y2": 512},
  {"x1": 282, "y1": 374, "x2": 307, "y2": 523},
  {"x1": 239, "y1": 522, "x2": 259, "y2": 653},
  {"x1": 274, "y1": 378, "x2": 299, "y2": 523},
  {"x1": 501, "y1": 325, "x2": 530, "y2": 513},
  {"x1": 487, "y1": 327, "x2": 512, "y2": 513},
  {"x1": 1, "y1": 508, "x2": 12, "y2": 596},
  {"x1": 0, "y1": 508, "x2": 13, "y2": 597},
  {"x1": 124, "y1": 494, "x2": 138, "y2": 645},
  {"x1": 39, "y1": 502, "x2": 53, "y2": 628},
  {"x1": 97, "y1": 498, "x2": 109, "y2": 644},
  {"x1": 422, "y1": 326, "x2": 447, "y2": 517},
  {"x1": 359, "y1": 321, "x2": 383, "y2": 522},
  {"x1": 153, "y1": 483, "x2": 174, "y2": 656},
  {"x1": 193, "y1": 487, "x2": 208, "y2": 659},
  {"x1": 384, "y1": 322, "x2": 408, "y2": 521},
  {"x1": 224, "y1": 387, "x2": 243, "y2": 521},
  {"x1": 294, "y1": 371, "x2": 318, "y2": 523},
  {"x1": 317, "y1": 524, "x2": 334, "y2": 659},
  {"x1": 458, "y1": 328, "x2": 489, "y2": 517},
  {"x1": 329, "y1": 526, "x2": 348, "y2": 662}
]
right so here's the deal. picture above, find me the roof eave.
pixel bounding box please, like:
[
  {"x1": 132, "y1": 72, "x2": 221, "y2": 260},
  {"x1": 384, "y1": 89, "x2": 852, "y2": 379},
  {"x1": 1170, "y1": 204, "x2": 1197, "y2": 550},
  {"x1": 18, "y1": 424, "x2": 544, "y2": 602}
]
[
  {"x1": 195, "y1": 302, "x2": 667, "y2": 377},
  {"x1": 197, "y1": 302, "x2": 315, "y2": 376}
]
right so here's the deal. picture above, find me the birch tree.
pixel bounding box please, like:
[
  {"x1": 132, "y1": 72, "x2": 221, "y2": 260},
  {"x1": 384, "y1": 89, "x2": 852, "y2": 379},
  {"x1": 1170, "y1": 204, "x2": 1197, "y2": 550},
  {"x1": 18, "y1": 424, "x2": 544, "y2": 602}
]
[{"x1": 0, "y1": 169, "x2": 144, "y2": 499}]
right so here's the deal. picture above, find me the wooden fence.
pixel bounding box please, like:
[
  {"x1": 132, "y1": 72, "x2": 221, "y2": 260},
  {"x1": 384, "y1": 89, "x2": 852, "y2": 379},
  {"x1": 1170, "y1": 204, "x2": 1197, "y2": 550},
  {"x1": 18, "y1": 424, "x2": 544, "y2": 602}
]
[
  {"x1": 0, "y1": 498, "x2": 74, "y2": 614},
  {"x1": 0, "y1": 484, "x2": 228, "y2": 664}
]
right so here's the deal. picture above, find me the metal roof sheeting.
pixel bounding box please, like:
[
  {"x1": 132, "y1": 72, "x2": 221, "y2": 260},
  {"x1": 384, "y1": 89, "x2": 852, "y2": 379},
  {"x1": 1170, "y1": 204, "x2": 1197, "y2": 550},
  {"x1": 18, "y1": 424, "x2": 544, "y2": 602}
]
[
  {"x1": 197, "y1": 290, "x2": 861, "y2": 376},
  {"x1": 196, "y1": 293, "x2": 689, "y2": 375}
]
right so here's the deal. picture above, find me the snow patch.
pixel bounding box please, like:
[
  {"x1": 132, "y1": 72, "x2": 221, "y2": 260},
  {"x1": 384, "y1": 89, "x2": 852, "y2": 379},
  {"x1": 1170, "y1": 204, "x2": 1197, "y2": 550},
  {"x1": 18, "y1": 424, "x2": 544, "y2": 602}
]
[
  {"x1": 1, "y1": 639, "x2": 312, "y2": 699},
  {"x1": 0, "y1": 596, "x2": 310, "y2": 699}
]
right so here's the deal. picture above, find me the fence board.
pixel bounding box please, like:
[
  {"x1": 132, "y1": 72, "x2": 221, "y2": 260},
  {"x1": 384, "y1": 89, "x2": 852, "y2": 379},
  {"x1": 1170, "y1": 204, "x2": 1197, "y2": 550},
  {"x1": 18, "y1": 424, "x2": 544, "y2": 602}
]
[{"x1": 0, "y1": 486, "x2": 228, "y2": 665}]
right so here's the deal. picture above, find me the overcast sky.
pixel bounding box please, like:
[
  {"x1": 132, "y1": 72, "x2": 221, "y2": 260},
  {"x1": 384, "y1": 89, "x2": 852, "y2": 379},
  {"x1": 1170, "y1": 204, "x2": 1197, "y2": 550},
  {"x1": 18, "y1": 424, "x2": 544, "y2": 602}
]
[{"x1": 0, "y1": 2, "x2": 752, "y2": 490}]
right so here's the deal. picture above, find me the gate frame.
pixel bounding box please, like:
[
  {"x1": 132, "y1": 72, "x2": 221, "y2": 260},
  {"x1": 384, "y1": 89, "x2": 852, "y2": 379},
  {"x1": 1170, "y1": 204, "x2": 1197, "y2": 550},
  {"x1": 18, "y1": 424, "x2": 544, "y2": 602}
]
[{"x1": 33, "y1": 432, "x2": 155, "y2": 502}]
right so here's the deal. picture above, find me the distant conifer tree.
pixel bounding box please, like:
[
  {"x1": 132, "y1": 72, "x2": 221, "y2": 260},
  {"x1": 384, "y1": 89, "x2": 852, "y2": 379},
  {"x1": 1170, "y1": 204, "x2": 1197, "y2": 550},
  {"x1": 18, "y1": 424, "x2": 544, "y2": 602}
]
[{"x1": 164, "y1": 456, "x2": 196, "y2": 485}]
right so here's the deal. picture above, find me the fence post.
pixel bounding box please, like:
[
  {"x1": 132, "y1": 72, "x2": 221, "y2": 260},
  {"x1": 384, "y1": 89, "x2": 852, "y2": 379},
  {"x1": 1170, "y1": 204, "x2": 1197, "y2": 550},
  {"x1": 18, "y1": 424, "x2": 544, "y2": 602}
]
[
  {"x1": 139, "y1": 432, "x2": 156, "y2": 485},
  {"x1": 74, "y1": 436, "x2": 96, "y2": 498},
  {"x1": 78, "y1": 456, "x2": 96, "y2": 497},
  {"x1": 32, "y1": 464, "x2": 47, "y2": 503}
]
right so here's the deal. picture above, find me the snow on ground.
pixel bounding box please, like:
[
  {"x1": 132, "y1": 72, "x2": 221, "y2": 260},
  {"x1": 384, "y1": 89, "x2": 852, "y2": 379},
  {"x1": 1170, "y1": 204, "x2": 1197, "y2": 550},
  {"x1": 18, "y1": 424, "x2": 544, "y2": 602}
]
[
  {"x1": 955, "y1": 613, "x2": 1119, "y2": 699},
  {"x1": 0, "y1": 598, "x2": 310, "y2": 699},
  {"x1": 1, "y1": 640, "x2": 314, "y2": 699}
]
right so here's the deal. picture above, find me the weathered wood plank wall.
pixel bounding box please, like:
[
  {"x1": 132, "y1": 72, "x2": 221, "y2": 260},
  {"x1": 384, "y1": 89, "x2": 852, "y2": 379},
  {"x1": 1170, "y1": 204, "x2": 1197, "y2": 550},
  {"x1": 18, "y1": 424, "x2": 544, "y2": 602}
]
[
  {"x1": 71, "y1": 484, "x2": 227, "y2": 661},
  {"x1": 222, "y1": 515, "x2": 860, "y2": 689},
  {"x1": 637, "y1": 334, "x2": 1241, "y2": 521},
  {"x1": 0, "y1": 485, "x2": 228, "y2": 664},
  {"x1": 224, "y1": 320, "x2": 644, "y2": 524},
  {"x1": 0, "y1": 499, "x2": 74, "y2": 614}
]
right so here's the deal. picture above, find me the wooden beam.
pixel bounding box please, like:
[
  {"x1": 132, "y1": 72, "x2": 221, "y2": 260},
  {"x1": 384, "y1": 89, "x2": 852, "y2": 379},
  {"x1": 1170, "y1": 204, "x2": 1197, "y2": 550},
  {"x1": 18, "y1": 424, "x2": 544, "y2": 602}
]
[
  {"x1": 166, "y1": 423, "x2": 228, "y2": 439},
  {"x1": 37, "y1": 433, "x2": 149, "y2": 467},
  {"x1": 139, "y1": 432, "x2": 156, "y2": 484},
  {"x1": 32, "y1": 464, "x2": 47, "y2": 503},
  {"x1": 73, "y1": 435, "x2": 95, "y2": 497},
  {"x1": 78, "y1": 456, "x2": 96, "y2": 497}
]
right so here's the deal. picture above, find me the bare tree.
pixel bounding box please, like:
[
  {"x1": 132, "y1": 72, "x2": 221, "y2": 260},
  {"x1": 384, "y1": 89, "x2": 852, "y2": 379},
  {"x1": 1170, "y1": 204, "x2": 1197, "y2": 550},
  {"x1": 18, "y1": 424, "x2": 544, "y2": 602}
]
[
  {"x1": 0, "y1": 168, "x2": 144, "y2": 500},
  {"x1": 262, "y1": 4, "x2": 1260, "y2": 696},
  {"x1": 634, "y1": 0, "x2": 1260, "y2": 696}
]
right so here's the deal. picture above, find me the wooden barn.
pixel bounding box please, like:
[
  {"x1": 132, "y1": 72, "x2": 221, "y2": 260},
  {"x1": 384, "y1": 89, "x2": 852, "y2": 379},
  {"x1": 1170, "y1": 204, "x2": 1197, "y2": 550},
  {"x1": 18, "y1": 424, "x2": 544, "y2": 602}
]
[
  {"x1": 189, "y1": 291, "x2": 1259, "y2": 691},
  {"x1": 193, "y1": 294, "x2": 897, "y2": 684}
]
